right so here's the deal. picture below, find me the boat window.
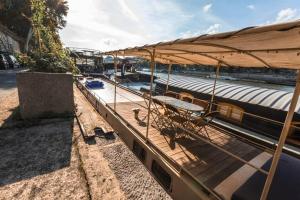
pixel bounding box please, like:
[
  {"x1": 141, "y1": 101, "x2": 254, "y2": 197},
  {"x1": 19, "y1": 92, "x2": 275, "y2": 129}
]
[
  {"x1": 151, "y1": 160, "x2": 172, "y2": 190},
  {"x1": 132, "y1": 140, "x2": 146, "y2": 162},
  {"x1": 231, "y1": 106, "x2": 244, "y2": 122},
  {"x1": 217, "y1": 102, "x2": 244, "y2": 123},
  {"x1": 217, "y1": 102, "x2": 231, "y2": 117}
]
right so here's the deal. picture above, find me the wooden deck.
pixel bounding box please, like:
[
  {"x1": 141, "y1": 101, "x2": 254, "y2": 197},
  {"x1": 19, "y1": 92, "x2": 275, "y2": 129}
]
[
  {"x1": 112, "y1": 101, "x2": 263, "y2": 188},
  {"x1": 84, "y1": 79, "x2": 272, "y2": 198}
]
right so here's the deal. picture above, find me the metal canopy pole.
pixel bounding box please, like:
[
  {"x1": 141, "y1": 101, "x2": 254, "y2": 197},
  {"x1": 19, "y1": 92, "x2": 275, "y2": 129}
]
[
  {"x1": 146, "y1": 49, "x2": 156, "y2": 141},
  {"x1": 114, "y1": 53, "x2": 118, "y2": 111},
  {"x1": 209, "y1": 62, "x2": 221, "y2": 112},
  {"x1": 260, "y1": 70, "x2": 300, "y2": 200},
  {"x1": 166, "y1": 63, "x2": 172, "y2": 93}
]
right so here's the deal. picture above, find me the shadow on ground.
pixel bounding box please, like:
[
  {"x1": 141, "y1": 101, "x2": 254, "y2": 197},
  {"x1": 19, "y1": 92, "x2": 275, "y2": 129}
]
[
  {"x1": 0, "y1": 116, "x2": 74, "y2": 186},
  {"x1": 85, "y1": 127, "x2": 117, "y2": 145},
  {"x1": 0, "y1": 106, "x2": 21, "y2": 127}
]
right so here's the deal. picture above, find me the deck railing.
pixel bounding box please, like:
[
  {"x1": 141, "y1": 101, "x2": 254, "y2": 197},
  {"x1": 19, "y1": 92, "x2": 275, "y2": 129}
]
[
  {"x1": 75, "y1": 79, "x2": 225, "y2": 199},
  {"x1": 77, "y1": 79, "x2": 273, "y2": 199},
  {"x1": 75, "y1": 77, "x2": 300, "y2": 200}
]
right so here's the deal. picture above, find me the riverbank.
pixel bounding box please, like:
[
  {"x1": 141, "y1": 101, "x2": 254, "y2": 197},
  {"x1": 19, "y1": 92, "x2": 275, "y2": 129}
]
[{"x1": 0, "y1": 70, "x2": 171, "y2": 200}]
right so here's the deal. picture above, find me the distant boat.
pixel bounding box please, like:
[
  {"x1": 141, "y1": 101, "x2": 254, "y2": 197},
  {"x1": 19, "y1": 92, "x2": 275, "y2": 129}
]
[{"x1": 85, "y1": 80, "x2": 104, "y2": 89}]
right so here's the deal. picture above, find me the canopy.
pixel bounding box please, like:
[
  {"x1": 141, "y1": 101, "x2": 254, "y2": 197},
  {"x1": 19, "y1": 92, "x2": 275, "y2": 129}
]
[{"x1": 105, "y1": 20, "x2": 300, "y2": 69}]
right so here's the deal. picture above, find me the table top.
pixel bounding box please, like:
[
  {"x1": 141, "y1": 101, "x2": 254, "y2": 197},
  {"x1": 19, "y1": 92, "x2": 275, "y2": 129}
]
[{"x1": 153, "y1": 96, "x2": 204, "y2": 112}]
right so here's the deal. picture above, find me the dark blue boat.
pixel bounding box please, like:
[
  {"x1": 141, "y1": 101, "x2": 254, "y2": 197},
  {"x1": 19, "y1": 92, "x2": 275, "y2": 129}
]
[{"x1": 85, "y1": 80, "x2": 104, "y2": 89}]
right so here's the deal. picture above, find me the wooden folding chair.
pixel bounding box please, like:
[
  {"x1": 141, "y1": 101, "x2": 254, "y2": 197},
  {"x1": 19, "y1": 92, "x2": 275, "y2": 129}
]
[
  {"x1": 142, "y1": 93, "x2": 169, "y2": 131},
  {"x1": 181, "y1": 96, "x2": 194, "y2": 103},
  {"x1": 165, "y1": 103, "x2": 190, "y2": 138},
  {"x1": 151, "y1": 98, "x2": 170, "y2": 130},
  {"x1": 165, "y1": 91, "x2": 179, "y2": 99},
  {"x1": 179, "y1": 92, "x2": 194, "y2": 101},
  {"x1": 190, "y1": 111, "x2": 219, "y2": 140},
  {"x1": 193, "y1": 98, "x2": 209, "y2": 116}
]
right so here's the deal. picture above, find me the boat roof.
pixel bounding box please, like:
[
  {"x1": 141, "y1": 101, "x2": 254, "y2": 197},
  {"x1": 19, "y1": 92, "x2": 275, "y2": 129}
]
[
  {"x1": 153, "y1": 73, "x2": 300, "y2": 113},
  {"x1": 104, "y1": 20, "x2": 300, "y2": 69}
]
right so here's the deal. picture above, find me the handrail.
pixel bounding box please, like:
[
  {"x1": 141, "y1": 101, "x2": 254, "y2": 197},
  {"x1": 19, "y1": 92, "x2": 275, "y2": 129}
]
[
  {"x1": 76, "y1": 80, "x2": 223, "y2": 200},
  {"x1": 159, "y1": 89, "x2": 300, "y2": 131},
  {"x1": 76, "y1": 78, "x2": 298, "y2": 170},
  {"x1": 209, "y1": 101, "x2": 300, "y2": 131},
  {"x1": 76, "y1": 78, "x2": 276, "y2": 200}
]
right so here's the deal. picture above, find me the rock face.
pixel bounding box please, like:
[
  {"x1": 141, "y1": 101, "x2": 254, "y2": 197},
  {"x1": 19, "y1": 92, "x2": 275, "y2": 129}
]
[{"x1": 17, "y1": 72, "x2": 74, "y2": 119}]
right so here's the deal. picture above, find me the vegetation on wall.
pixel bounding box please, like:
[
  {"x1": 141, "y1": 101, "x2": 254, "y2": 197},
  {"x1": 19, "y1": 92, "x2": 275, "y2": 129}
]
[
  {"x1": 0, "y1": 0, "x2": 78, "y2": 73},
  {"x1": 29, "y1": 0, "x2": 76, "y2": 73}
]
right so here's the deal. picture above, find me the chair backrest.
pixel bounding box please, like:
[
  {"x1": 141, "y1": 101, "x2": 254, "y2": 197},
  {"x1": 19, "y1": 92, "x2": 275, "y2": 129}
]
[
  {"x1": 181, "y1": 96, "x2": 193, "y2": 103},
  {"x1": 165, "y1": 91, "x2": 179, "y2": 99},
  {"x1": 179, "y1": 92, "x2": 194, "y2": 100},
  {"x1": 142, "y1": 92, "x2": 150, "y2": 99},
  {"x1": 165, "y1": 103, "x2": 180, "y2": 114},
  {"x1": 152, "y1": 98, "x2": 164, "y2": 107},
  {"x1": 193, "y1": 98, "x2": 209, "y2": 110}
]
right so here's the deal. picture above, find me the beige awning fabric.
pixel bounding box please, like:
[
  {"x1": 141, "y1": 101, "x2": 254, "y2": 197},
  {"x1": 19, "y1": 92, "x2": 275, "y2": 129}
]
[{"x1": 104, "y1": 20, "x2": 300, "y2": 69}]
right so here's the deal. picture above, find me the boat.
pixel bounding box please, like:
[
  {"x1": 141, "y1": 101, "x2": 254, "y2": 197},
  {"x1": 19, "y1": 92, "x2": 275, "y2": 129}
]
[
  {"x1": 85, "y1": 80, "x2": 104, "y2": 89},
  {"x1": 76, "y1": 20, "x2": 300, "y2": 200}
]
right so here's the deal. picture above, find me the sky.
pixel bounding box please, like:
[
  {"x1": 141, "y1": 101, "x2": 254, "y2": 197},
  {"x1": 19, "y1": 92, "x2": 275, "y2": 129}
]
[{"x1": 59, "y1": 0, "x2": 300, "y2": 51}]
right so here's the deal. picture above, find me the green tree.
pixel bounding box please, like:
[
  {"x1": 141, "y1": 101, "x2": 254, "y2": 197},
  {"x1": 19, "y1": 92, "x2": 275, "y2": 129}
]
[
  {"x1": 0, "y1": 0, "x2": 77, "y2": 73},
  {"x1": 0, "y1": 0, "x2": 68, "y2": 41}
]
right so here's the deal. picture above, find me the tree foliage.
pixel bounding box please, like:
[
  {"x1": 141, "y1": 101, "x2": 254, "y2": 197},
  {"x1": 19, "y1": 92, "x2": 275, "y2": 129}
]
[
  {"x1": 0, "y1": 0, "x2": 68, "y2": 39},
  {"x1": 0, "y1": 0, "x2": 78, "y2": 73},
  {"x1": 29, "y1": 0, "x2": 77, "y2": 73}
]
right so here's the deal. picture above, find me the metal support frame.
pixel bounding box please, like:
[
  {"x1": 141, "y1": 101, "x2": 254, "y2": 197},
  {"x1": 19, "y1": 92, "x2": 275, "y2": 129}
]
[
  {"x1": 139, "y1": 54, "x2": 180, "y2": 65},
  {"x1": 209, "y1": 62, "x2": 221, "y2": 112},
  {"x1": 157, "y1": 49, "x2": 231, "y2": 67},
  {"x1": 114, "y1": 53, "x2": 118, "y2": 111},
  {"x1": 260, "y1": 70, "x2": 300, "y2": 200},
  {"x1": 166, "y1": 63, "x2": 172, "y2": 93},
  {"x1": 104, "y1": 45, "x2": 300, "y2": 199},
  {"x1": 166, "y1": 42, "x2": 272, "y2": 67},
  {"x1": 104, "y1": 39, "x2": 300, "y2": 199},
  {"x1": 145, "y1": 49, "x2": 156, "y2": 141}
]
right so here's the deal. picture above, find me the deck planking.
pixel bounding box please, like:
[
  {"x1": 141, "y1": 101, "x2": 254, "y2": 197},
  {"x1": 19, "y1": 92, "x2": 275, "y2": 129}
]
[
  {"x1": 95, "y1": 79, "x2": 269, "y2": 195},
  {"x1": 109, "y1": 100, "x2": 264, "y2": 189}
]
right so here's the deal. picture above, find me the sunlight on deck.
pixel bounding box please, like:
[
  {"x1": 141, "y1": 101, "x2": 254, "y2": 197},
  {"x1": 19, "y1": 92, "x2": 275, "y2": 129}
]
[
  {"x1": 88, "y1": 79, "x2": 270, "y2": 193},
  {"x1": 77, "y1": 78, "x2": 273, "y2": 199}
]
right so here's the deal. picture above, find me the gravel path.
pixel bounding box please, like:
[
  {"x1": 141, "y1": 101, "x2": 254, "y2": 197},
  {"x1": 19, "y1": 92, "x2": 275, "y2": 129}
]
[
  {"x1": 0, "y1": 71, "x2": 173, "y2": 200},
  {"x1": 74, "y1": 86, "x2": 172, "y2": 199},
  {"x1": 97, "y1": 136, "x2": 172, "y2": 200}
]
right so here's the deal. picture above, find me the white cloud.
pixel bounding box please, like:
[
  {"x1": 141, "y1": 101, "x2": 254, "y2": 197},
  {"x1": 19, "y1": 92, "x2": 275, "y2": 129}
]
[
  {"x1": 118, "y1": 0, "x2": 139, "y2": 22},
  {"x1": 180, "y1": 30, "x2": 196, "y2": 38},
  {"x1": 102, "y1": 38, "x2": 118, "y2": 46},
  {"x1": 203, "y1": 4, "x2": 212, "y2": 13},
  {"x1": 275, "y1": 8, "x2": 298, "y2": 23},
  {"x1": 262, "y1": 8, "x2": 299, "y2": 25},
  {"x1": 205, "y1": 23, "x2": 221, "y2": 34},
  {"x1": 247, "y1": 5, "x2": 255, "y2": 10},
  {"x1": 180, "y1": 23, "x2": 221, "y2": 38},
  {"x1": 60, "y1": 0, "x2": 192, "y2": 51}
]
